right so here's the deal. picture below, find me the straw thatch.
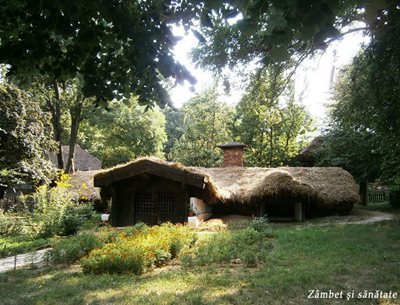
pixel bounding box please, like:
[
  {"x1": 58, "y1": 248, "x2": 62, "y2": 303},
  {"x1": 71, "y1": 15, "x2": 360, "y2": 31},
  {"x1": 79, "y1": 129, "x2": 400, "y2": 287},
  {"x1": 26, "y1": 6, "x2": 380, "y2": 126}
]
[
  {"x1": 94, "y1": 157, "x2": 360, "y2": 210},
  {"x1": 69, "y1": 170, "x2": 102, "y2": 201},
  {"x1": 194, "y1": 167, "x2": 359, "y2": 210},
  {"x1": 296, "y1": 136, "x2": 324, "y2": 166},
  {"x1": 49, "y1": 145, "x2": 102, "y2": 171}
]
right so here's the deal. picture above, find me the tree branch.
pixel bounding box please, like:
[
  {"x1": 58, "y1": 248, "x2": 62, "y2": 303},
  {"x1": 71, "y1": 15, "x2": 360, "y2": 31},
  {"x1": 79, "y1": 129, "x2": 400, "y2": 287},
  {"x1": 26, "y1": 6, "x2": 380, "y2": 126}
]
[{"x1": 325, "y1": 27, "x2": 369, "y2": 45}]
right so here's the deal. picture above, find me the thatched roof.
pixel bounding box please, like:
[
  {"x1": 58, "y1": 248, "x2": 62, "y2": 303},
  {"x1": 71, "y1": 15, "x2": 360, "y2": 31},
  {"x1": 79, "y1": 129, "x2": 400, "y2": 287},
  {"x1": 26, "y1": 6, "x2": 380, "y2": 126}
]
[
  {"x1": 296, "y1": 136, "x2": 324, "y2": 166},
  {"x1": 49, "y1": 145, "x2": 102, "y2": 171},
  {"x1": 195, "y1": 167, "x2": 359, "y2": 209},
  {"x1": 70, "y1": 170, "x2": 102, "y2": 201},
  {"x1": 94, "y1": 157, "x2": 207, "y2": 189},
  {"x1": 94, "y1": 157, "x2": 360, "y2": 209}
]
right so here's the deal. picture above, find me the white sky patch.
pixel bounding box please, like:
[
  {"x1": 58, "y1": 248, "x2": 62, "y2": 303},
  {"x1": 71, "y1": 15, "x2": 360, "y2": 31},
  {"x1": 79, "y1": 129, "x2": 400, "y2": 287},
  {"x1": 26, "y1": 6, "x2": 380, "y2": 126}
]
[
  {"x1": 296, "y1": 27, "x2": 370, "y2": 131},
  {"x1": 170, "y1": 24, "x2": 370, "y2": 130}
]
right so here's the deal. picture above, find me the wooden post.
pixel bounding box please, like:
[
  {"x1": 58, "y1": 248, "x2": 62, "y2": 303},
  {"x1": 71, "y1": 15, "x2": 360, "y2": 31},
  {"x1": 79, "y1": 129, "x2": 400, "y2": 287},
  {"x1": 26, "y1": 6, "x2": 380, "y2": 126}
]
[
  {"x1": 259, "y1": 201, "x2": 266, "y2": 218},
  {"x1": 294, "y1": 202, "x2": 304, "y2": 221},
  {"x1": 359, "y1": 180, "x2": 368, "y2": 206}
]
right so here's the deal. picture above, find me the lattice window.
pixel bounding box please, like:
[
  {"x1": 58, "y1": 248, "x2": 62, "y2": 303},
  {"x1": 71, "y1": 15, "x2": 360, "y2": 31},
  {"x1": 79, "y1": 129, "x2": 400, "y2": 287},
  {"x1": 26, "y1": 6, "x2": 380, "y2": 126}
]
[
  {"x1": 135, "y1": 192, "x2": 155, "y2": 214},
  {"x1": 157, "y1": 192, "x2": 175, "y2": 214}
]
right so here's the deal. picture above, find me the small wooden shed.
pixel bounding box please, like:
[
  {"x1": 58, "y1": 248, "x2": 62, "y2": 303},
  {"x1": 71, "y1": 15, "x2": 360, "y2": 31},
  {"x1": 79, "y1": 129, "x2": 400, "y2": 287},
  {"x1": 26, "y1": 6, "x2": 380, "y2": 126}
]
[
  {"x1": 94, "y1": 157, "x2": 360, "y2": 226},
  {"x1": 94, "y1": 158, "x2": 208, "y2": 226}
]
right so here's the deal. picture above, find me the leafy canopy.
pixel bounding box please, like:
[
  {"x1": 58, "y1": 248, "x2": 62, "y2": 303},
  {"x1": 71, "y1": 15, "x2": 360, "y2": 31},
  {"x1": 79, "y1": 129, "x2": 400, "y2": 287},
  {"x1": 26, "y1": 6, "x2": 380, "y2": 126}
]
[
  {"x1": 317, "y1": 5, "x2": 400, "y2": 182},
  {"x1": 79, "y1": 97, "x2": 167, "y2": 168},
  {"x1": 0, "y1": 84, "x2": 56, "y2": 185},
  {"x1": 233, "y1": 67, "x2": 313, "y2": 167},
  {"x1": 0, "y1": 0, "x2": 196, "y2": 107},
  {"x1": 192, "y1": 0, "x2": 393, "y2": 71},
  {"x1": 170, "y1": 87, "x2": 234, "y2": 167}
]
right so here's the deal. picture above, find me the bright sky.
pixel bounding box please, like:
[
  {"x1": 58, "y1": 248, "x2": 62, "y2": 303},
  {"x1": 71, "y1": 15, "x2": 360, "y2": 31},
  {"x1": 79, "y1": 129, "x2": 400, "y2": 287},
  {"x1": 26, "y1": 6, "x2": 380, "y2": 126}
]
[{"x1": 169, "y1": 25, "x2": 370, "y2": 131}]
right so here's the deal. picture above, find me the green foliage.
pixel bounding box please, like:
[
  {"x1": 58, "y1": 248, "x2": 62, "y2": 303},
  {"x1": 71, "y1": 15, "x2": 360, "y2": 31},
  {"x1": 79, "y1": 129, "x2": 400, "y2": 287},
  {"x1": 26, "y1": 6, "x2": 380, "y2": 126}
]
[
  {"x1": 0, "y1": 83, "x2": 56, "y2": 185},
  {"x1": 163, "y1": 108, "x2": 184, "y2": 159},
  {"x1": 0, "y1": 211, "x2": 51, "y2": 257},
  {"x1": 234, "y1": 68, "x2": 313, "y2": 166},
  {"x1": 79, "y1": 97, "x2": 167, "y2": 167},
  {"x1": 28, "y1": 184, "x2": 94, "y2": 237},
  {"x1": 192, "y1": 1, "x2": 391, "y2": 71},
  {"x1": 0, "y1": 212, "x2": 24, "y2": 237},
  {"x1": 1, "y1": 221, "x2": 400, "y2": 305},
  {"x1": 26, "y1": 77, "x2": 97, "y2": 172},
  {"x1": 0, "y1": 235, "x2": 50, "y2": 258},
  {"x1": 46, "y1": 234, "x2": 103, "y2": 265},
  {"x1": 389, "y1": 177, "x2": 400, "y2": 192},
  {"x1": 0, "y1": 1, "x2": 195, "y2": 106},
  {"x1": 61, "y1": 205, "x2": 96, "y2": 236},
  {"x1": 170, "y1": 87, "x2": 234, "y2": 167},
  {"x1": 181, "y1": 227, "x2": 273, "y2": 267},
  {"x1": 81, "y1": 223, "x2": 196, "y2": 274},
  {"x1": 30, "y1": 185, "x2": 75, "y2": 237},
  {"x1": 318, "y1": 7, "x2": 400, "y2": 183},
  {"x1": 248, "y1": 217, "x2": 270, "y2": 232}
]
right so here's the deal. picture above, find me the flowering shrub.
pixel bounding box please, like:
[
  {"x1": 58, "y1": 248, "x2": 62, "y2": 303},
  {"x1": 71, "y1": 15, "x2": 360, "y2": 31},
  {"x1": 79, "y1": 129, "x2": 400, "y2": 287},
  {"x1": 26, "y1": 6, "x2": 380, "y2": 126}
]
[{"x1": 81, "y1": 223, "x2": 196, "y2": 275}]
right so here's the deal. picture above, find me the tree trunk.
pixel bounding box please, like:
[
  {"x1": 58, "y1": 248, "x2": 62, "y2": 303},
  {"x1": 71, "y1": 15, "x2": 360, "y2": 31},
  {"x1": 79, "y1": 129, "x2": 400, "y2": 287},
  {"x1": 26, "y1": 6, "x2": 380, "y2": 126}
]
[
  {"x1": 359, "y1": 179, "x2": 368, "y2": 206},
  {"x1": 46, "y1": 81, "x2": 64, "y2": 169},
  {"x1": 269, "y1": 128, "x2": 273, "y2": 167},
  {"x1": 65, "y1": 101, "x2": 83, "y2": 173}
]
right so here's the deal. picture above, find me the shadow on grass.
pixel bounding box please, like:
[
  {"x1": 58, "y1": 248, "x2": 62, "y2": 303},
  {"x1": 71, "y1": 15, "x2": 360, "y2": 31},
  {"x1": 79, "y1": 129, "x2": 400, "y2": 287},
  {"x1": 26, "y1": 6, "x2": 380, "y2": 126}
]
[
  {"x1": 0, "y1": 220, "x2": 399, "y2": 305},
  {"x1": 0, "y1": 265, "x2": 253, "y2": 305}
]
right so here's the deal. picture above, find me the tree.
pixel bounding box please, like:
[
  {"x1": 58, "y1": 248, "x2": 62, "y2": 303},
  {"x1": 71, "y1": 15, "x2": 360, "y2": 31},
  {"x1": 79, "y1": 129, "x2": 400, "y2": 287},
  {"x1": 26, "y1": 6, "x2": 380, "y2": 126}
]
[
  {"x1": 170, "y1": 88, "x2": 234, "y2": 167},
  {"x1": 163, "y1": 108, "x2": 184, "y2": 160},
  {"x1": 79, "y1": 97, "x2": 167, "y2": 168},
  {"x1": 317, "y1": 6, "x2": 400, "y2": 203},
  {"x1": 234, "y1": 67, "x2": 313, "y2": 167},
  {"x1": 15, "y1": 76, "x2": 96, "y2": 172},
  {"x1": 192, "y1": 0, "x2": 393, "y2": 71},
  {"x1": 0, "y1": 83, "x2": 56, "y2": 185},
  {"x1": 0, "y1": 1, "x2": 196, "y2": 106}
]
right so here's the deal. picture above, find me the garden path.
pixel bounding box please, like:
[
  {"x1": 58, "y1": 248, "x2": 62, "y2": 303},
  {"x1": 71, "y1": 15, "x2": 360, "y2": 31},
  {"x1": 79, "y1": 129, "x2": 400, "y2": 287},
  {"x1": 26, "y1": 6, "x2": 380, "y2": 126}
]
[{"x1": 0, "y1": 248, "x2": 50, "y2": 273}]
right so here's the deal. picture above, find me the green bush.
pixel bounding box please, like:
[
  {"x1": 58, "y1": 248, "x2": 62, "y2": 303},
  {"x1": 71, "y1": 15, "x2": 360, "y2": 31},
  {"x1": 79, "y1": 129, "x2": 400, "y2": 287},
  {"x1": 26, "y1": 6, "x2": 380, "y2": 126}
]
[
  {"x1": 28, "y1": 185, "x2": 96, "y2": 237},
  {"x1": 60, "y1": 205, "x2": 96, "y2": 236},
  {"x1": 248, "y1": 217, "x2": 270, "y2": 232},
  {"x1": 81, "y1": 223, "x2": 196, "y2": 275},
  {"x1": 0, "y1": 213, "x2": 24, "y2": 237},
  {"x1": 81, "y1": 243, "x2": 147, "y2": 275},
  {"x1": 182, "y1": 227, "x2": 273, "y2": 267},
  {"x1": 46, "y1": 234, "x2": 103, "y2": 264},
  {"x1": 30, "y1": 185, "x2": 75, "y2": 237}
]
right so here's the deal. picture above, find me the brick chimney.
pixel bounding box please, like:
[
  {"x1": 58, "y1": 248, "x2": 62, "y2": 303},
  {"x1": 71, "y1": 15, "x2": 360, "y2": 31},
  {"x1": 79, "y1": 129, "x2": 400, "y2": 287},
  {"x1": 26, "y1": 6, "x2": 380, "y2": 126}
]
[{"x1": 217, "y1": 142, "x2": 246, "y2": 167}]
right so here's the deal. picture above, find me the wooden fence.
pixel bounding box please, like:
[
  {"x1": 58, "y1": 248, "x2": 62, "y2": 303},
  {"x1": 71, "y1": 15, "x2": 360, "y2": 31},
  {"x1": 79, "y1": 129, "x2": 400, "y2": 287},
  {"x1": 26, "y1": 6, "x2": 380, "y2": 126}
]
[{"x1": 367, "y1": 190, "x2": 389, "y2": 203}]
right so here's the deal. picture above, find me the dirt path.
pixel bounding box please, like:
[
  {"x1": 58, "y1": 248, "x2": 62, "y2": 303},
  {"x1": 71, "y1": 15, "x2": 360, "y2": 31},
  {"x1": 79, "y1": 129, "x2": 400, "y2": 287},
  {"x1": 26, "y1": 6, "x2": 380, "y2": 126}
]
[
  {"x1": 331, "y1": 210, "x2": 395, "y2": 225},
  {"x1": 200, "y1": 209, "x2": 397, "y2": 229},
  {"x1": 0, "y1": 248, "x2": 50, "y2": 273},
  {"x1": 279, "y1": 209, "x2": 397, "y2": 227}
]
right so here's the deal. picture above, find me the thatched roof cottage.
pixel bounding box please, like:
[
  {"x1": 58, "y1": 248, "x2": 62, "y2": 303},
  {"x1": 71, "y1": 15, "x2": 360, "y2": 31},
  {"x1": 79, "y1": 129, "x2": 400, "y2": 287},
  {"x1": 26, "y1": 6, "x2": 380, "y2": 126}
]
[{"x1": 94, "y1": 144, "x2": 359, "y2": 226}]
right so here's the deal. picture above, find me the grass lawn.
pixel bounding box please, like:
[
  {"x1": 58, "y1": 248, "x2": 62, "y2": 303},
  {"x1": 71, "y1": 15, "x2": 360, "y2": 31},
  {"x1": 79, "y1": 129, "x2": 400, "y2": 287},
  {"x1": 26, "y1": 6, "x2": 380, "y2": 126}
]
[
  {"x1": 0, "y1": 236, "x2": 51, "y2": 258},
  {"x1": 1, "y1": 218, "x2": 399, "y2": 305}
]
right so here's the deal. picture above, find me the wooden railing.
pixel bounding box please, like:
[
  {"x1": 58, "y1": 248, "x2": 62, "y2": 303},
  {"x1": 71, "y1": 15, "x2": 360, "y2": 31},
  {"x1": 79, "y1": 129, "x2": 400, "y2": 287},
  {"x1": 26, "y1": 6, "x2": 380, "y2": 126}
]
[{"x1": 367, "y1": 190, "x2": 389, "y2": 203}]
